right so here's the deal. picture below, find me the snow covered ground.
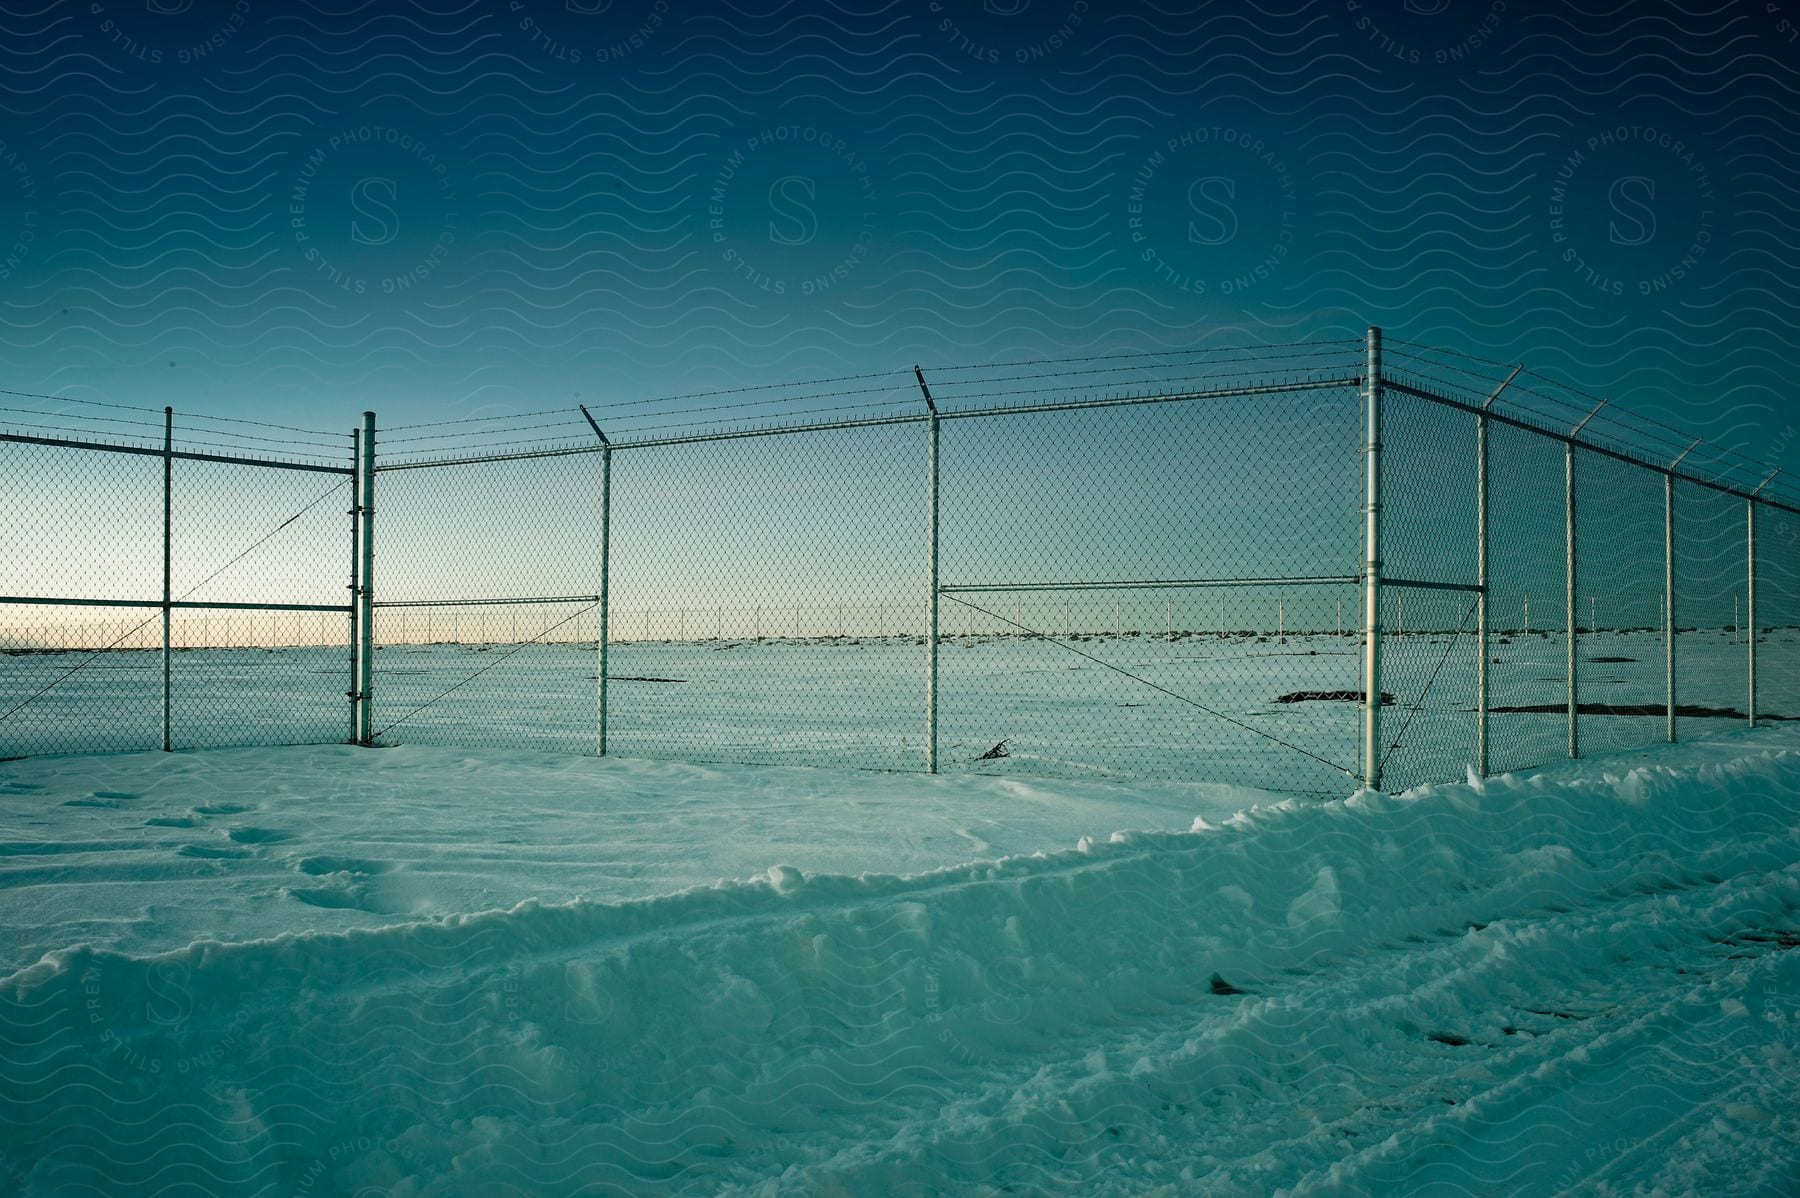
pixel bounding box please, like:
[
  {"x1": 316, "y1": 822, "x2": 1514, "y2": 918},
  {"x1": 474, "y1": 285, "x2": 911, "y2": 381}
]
[
  {"x1": 1, "y1": 725, "x2": 1797, "y2": 1194},
  {"x1": 4, "y1": 625, "x2": 1792, "y2": 800}
]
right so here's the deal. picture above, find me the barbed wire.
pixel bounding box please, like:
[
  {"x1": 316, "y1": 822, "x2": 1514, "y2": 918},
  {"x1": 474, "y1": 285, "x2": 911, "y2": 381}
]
[{"x1": 934, "y1": 337, "x2": 1362, "y2": 372}]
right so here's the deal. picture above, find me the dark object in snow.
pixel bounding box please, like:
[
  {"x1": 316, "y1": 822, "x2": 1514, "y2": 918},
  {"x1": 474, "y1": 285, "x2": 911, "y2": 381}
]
[
  {"x1": 1489, "y1": 702, "x2": 1794, "y2": 721},
  {"x1": 1588, "y1": 656, "x2": 1637, "y2": 663},
  {"x1": 1427, "y1": 1032, "x2": 1470, "y2": 1046},
  {"x1": 609, "y1": 675, "x2": 686, "y2": 684},
  {"x1": 976, "y1": 739, "x2": 1011, "y2": 761},
  {"x1": 1275, "y1": 690, "x2": 1395, "y2": 706},
  {"x1": 1209, "y1": 973, "x2": 1246, "y2": 995}
]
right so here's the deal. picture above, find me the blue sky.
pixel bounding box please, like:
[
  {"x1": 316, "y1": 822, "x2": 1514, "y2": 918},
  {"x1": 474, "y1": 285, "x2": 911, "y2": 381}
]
[
  {"x1": 0, "y1": 0, "x2": 1795, "y2": 462},
  {"x1": 1, "y1": 0, "x2": 1796, "y2": 638}
]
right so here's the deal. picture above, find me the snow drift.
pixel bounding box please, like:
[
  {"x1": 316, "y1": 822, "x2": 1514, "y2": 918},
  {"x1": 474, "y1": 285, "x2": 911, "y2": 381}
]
[{"x1": 2, "y1": 738, "x2": 1798, "y2": 1194}]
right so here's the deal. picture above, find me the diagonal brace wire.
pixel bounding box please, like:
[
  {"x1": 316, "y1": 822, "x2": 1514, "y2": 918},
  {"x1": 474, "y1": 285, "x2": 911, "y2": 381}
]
[
  {"x1": 371, "y1": 601, "x2": 600, "y2": 740},
  {"x1": 0, "y1": 477, "x2": 352, "y2": 728},
  {"x1": 941, "y1": 593, "x2": 1356, "y2": 778},
  {"x1": 1378, "y1": 596, "x2": 1480, "y2": 778}
]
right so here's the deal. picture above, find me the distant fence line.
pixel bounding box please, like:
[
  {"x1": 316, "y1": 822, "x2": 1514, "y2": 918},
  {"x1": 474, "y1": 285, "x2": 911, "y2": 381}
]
[{"x1": 2, "y1": 332, "x2": 1795, "y2": 795}]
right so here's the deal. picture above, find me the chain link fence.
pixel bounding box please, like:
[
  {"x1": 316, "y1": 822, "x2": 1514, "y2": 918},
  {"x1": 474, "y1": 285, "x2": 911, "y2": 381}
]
[
  {"x1": 0, "y1": 401, "x2": 355, "y2": 758},
  {"x1": 3, "y1": 334, "x2": 1794, "y2": 798}
]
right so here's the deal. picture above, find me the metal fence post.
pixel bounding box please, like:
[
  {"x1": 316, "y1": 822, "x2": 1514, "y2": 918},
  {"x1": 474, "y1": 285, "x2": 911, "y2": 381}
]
[
  {"x1": 1747, "y1": 497, "x2": 1756, "y2": 728},
  {"x1": 355, "y1": 412, "x2": 376, "y2": 745},
  {"x1": 1664, "y1": 472, "x2": 1675, "y2": 742},
  {"x1": 1565, "y1": 439, "x2": 1579, "y2": 758},
  {"x1": 1361, "y1": 326, "x2": 1383, "y2": 790},
  {"x1": 162, "y1": 406, "x2": 172, "y2": 752},
  {"x1": 576, "y1": 406, "x2": 613, "y2": 755},
  {"x1": 1476, "y1": 407, "x2": 1489, "y2": 777},
  {"x1": 599, "y1": 443, "x2": 612, "y2": 754},
  {"x1": 927, "y1": 399, "x2": 941, "y2": 773},
  {"x1": 348, "y1": 427, "x2": 361, "y2": 743},
  {"x1": 916, "y1": 366, "x2": 940, "y2": 774}
]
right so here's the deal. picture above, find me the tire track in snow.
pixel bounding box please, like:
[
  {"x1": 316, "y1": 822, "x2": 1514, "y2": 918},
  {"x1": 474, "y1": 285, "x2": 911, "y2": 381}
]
[{"x1": 729, "y1": 858, "x2": 1799, "y2": 1195}]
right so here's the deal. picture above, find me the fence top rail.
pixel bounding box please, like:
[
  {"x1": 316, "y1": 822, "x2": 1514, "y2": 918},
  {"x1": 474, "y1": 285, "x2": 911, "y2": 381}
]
[
  {"x1": 0, "y1": 430, "x2": 354, "y2": 476},
  {"x1": 1382, "y1": 377, "x2": 1800, "y2": 518}
]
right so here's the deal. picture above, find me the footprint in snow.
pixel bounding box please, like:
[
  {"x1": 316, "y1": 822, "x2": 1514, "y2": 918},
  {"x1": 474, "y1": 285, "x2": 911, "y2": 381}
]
[
  {"x1": 177, "y1": 843, "x2": 253, "y2": 860},
  {"x1": 193, "y1": 803, "x2": 251, "y2": 816},
  {"x1": 146, "y1": 816, "x2": 200, "y2": 828},
  {"x1": 296, "y1": 856, "x2": 390, "y2": 877},
  {"x1": 287, "y1": 884, "x2": 395, "y2": 914},
  {"x1": 227, "y1": 826, "x2": 292, "y2": 845}
]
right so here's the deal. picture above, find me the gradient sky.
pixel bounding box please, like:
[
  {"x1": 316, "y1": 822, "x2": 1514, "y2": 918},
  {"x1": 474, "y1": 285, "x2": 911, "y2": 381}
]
[
  {"x1": 2, "y1": 0, "x2": 1797, "y2": 641},
  {"x1": 0, "y1": 0, "x2": 1795, "y2": 458}
]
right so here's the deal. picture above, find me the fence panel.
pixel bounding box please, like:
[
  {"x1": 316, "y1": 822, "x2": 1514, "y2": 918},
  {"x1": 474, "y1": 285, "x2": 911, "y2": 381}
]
[
  {"x1": 1757, "y1": 505, "x2": 1800, "y2": 721},
  {"x1": 607, "y1": 423, "x2": 923, "y2": 771},
  {"x1": 937, "y1": 385, "x2": 1363, "y2": 796},
  {"x1": 1482, "y1": 419, "x2": 1571, "y2": 776},
  {"x1": 1374, "y1": 388, "x2": 1480, "y2": 790},
  {"x1": 1571, "y1": 446, "x2": 1667, "y2": 758},
  {"x1": 170, "y1": 458, "x2": 355, "y2": 750},
  {"x1": 0, "y1": 442, "x2": 164, "y2": 755},
  {"x1": 1673, "y1": 479, "x2": 1749, "y2": 737},
  {"x1": 371, "y1": 452, "x2": 605, "y2": 753}
]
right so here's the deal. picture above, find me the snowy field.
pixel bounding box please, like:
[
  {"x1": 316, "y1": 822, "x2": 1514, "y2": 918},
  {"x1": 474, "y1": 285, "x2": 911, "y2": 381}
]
[
  {"x1": 1, "y1": 726, "x2": 1798, "y2": 1194},
  {"x1": 4, "y1": 626, "x2": 1793, "y2": 798}
]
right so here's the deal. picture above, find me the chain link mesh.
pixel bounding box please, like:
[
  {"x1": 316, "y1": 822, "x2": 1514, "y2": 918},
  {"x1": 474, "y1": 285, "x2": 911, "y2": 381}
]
[
  {"x1": 0, "y1": 418, "x2": 354, "y2": 757},
  {"x1": 4, "y1": 340, "x2": 1794, "y2": 797},
  {"x1": 1484, "y1": 419, "x2": 1572, "y2": 777},
  {"x1": 936, "y1": 386, "x2": 1363, "y2": 795}
]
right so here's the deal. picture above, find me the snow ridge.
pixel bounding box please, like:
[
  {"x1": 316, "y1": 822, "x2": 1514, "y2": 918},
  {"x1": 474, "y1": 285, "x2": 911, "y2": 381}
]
[{"x1": 1, "y1": 747, "x2": 1796, "y2": 1194}]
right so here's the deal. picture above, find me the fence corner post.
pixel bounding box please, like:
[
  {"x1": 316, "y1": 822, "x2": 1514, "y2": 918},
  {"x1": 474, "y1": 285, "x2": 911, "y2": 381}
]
[
  {"x1": 348, "y1": 426, "x2": 361, "y2": 744},
  {"x1": 579, "y1": 404, "x2": 613, "y2": 758},
  {"x1": 162, "y1": 406, "x2": 173, "y2": 752},
  {"x1": 1361, "y1": 326, "x2": 1383, "y2": 790},
  {"x1": 599, "y1": 443, "x2": 612, "y2": 756},
  {"x1": 916, "y1": 366, "x2": 940, "y2": 774},
  {"x1": 355, "y1": 411, "x2": 376, "y2": 745}
]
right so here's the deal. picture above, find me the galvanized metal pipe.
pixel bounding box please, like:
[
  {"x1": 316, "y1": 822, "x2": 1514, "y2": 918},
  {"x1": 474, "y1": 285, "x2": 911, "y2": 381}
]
[
  {"x1": 927, "y1": 408, "x2": 940, "y2": 774},
  {"x1": 1362, "y1": 326, "x2": 1383, "y2": 790},
  {"x1": 1665, "y1": 473, "x2": 1675, "y2": 742},
  {"x1": 1747, "y1": 498, "x2": 1757, "y2": 728},
  {"x1": 0, "y1": 596, "x2": 352, "y2": 613},
  {"x1": 356, "y1": 412, "x2": 377, "y2": 745},
  {"x1": 349, "y1": 427, "x2": 361, "y2": 743},
  {"x1": 162, "y1": 407, "x2": 172, "y2": 753},
  {"x1": 1476, "y1": 409, "x2": 1489, "y2": 777},
  {"x1": 1565, "y1": 441, "x2": 1579, "y2": 758},
  {"x1": 940, "y1": 575, "x2": 1359, "y2": 594},
  {"x1": 598, "y1": 445, "x2": 612, "y2": 755},
  {"x1": 0, "y1": 430, "x2": 353, "y2": 475}
]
